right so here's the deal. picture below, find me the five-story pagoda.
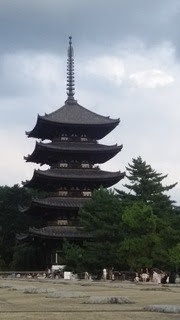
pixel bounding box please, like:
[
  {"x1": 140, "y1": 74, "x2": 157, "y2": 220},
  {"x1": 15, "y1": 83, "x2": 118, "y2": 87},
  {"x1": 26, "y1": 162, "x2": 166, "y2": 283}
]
[{"x1": 22, "y1": 37, "x2": 124, "y2": 266}]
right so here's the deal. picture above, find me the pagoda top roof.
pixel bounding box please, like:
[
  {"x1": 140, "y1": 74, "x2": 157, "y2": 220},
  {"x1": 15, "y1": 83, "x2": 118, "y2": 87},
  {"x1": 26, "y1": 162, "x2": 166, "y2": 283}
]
[
  {"x1": 41, "y1": 100, "x2": 119, "y2": 125},
  {"x1": 26, "y1": 100, "x2": 120, "y2": 140},
  {"x1": 29, "y1": 226, "x2": 92, "y2": 239}
]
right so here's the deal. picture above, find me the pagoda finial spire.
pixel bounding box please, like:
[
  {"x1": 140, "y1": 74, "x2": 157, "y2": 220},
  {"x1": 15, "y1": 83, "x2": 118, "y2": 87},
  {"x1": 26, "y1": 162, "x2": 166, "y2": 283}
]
[{"x1": 66, "y1": 36, "x2": 75, "y2": 101}]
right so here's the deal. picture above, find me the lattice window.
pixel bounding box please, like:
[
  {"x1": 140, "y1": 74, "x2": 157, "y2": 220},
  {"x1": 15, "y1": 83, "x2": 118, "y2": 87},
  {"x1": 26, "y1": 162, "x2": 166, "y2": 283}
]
[
  {"x1": 59, "y1": 162, "x2": 68, "y2": 168},
  {"x1": 58, "y1": 190, "x2": 68, "y2": 196},
  {"x1": 57, "y1": 219, "x2": 68, "y2": 226},
  {"x1": 82, "y1": 191, "x2": 92, "y2": 197},
  {"x1": 81, "y1": 163, "x2": 90, "y2": 168},
  {"x1": 80, "y1": 134, "x2": 88, "y2": 141},
  {"x1": 61, "y1": 134, "x2": 68, "y2": 141}
]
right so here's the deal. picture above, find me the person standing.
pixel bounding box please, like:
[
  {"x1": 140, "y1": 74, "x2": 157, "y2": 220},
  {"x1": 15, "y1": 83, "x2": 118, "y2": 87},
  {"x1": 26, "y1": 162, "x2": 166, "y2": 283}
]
[{"x1": 103, "y1": 268, "x2": 107, "y2": 280}]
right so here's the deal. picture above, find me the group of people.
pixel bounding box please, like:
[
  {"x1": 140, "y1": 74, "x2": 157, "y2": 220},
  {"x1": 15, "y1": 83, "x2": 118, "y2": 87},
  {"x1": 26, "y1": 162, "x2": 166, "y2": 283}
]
[
  {"x1": 102, "y1": 268, "x2": 115, "y2": 280},
  {"x1": 23, "y1": 267, "x2": 179, "y2": 283},
  {"x1": 101, "y1": 267, "x2": 179, "y2": 284},
  {"x1": 135, "y1": 269, "x2": 179, "y2": 284}
]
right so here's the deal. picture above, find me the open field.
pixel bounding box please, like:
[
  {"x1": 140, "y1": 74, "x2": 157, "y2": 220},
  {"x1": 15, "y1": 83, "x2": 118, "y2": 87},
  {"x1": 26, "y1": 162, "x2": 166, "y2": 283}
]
[{"x1": 0, "y1": 278, "x2": 179, "y2": 320}]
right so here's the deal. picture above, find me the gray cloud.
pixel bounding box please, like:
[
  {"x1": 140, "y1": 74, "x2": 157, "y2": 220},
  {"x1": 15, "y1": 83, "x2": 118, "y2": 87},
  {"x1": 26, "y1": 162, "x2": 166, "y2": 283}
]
[{"x1": 0, "y1": 0, "x2": 180, "y2": 56}]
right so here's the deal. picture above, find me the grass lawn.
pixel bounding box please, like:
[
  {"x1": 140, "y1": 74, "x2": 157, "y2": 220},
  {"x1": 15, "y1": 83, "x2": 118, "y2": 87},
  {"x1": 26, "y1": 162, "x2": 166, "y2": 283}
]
[{"x1": 0, "y1": 278, "x2": 179, "y2": 320}]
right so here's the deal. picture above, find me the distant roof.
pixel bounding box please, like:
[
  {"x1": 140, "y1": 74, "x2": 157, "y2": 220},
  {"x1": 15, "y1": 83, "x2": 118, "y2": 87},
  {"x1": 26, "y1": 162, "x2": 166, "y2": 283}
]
[
  {"x1": 23, "y1": 168, "x2": 125, "y2": 190},
  {"x1": 20, "y1": 196, "x2": 90, "y2": 214},
  {"x1": 37, "y1": 141, "x2": 121, "y2": 151},
  {"x1": 26, "y1": 100, "x2": 120, "y2": 140},
  {"x1": 25, "y1": 141, "x2": 123, "y2": 165},
  {"x1": 35, "y1": 168, "x2": 122, "y2": 179},
  {"x1": 31, "y1": 197, "x2": 90, "y2": 210},
  {"x1": 33, "y1": 196, "x2": 89, "y2": 207},
  {"x1": 29, "y1": 226, "x2": 92, "y2": 239}
]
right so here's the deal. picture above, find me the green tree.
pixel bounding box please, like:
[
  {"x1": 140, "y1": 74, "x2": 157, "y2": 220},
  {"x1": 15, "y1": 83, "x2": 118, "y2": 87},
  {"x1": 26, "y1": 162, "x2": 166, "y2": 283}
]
[
  {"x1": 0, "y1": 184, "x2": 47, "y2": 268},
  {"x1": 120, "y1": 202, "x2": 168, "y2": 270},
  {"x1": 0, "y1": 185, "x2": 33, "y2": 267},
  {"x1": 65, "y1": 157, "x2": 179, "y2": 273},
  {"x1": 117, "y1": 156, "x2": 177, "y2": 207},
  {"x1": 63, "y1": 241, "x2": 85, "y2": 273},
  {"x1": 64, "y1": 188, "x2": 125, "y2": 272},
  {"x1": 116, "y1": 156, "x2": 179, "y2": 265},
  {"x1": 10, "y1": 243, "x2": 46, "y2": 271},
  {"x1": 0, "y1": 184, "x2": 50, "y2": 269},
  {"x1": 0, "y1": 226, "x2": 6, "y2": 270},
  {"x1": 169, "y1": 243, "x2": 180, "y2": 270}
]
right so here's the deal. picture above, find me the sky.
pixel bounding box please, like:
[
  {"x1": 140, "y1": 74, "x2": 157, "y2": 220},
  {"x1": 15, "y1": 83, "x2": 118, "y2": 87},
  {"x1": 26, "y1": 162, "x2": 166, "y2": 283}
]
[{"x1": 0, "y1": 0, "x2": 180, "y2": 203}]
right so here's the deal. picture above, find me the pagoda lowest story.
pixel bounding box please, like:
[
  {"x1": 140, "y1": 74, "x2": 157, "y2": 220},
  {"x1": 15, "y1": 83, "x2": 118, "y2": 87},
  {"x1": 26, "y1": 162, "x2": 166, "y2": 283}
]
[{"x1": 21, "y1": 37, "x2": 125, "y2": 268}]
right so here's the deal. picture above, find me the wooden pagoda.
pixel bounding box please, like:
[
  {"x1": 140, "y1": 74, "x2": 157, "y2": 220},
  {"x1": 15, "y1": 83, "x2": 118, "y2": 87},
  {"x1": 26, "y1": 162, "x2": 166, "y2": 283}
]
[{"x1": 22, "y1": 37, "x2": 124, "y2": 266}]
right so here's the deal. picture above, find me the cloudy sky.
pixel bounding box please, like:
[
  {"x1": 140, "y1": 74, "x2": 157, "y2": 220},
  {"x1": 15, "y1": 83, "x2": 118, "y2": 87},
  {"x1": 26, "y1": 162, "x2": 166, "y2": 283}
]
[{"x1": 0, "y1": 0, "x2": 180, "y2": 203}]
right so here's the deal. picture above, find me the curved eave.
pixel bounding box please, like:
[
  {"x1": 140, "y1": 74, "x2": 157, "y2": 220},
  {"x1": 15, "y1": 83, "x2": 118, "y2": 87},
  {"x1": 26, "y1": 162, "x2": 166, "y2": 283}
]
[
  {"x1": 22, "y1": 197, "x2": 90, "y2": 214},
  {"x1": 22, "y1": 169, "x2": 125, "y2": 190},
  {"x1": 26, "y1": 114, "x2": 40, "y2": 137},
  {"x1": 26, "y1": 116, "x2": 119, "y2": 140},
  {"x1": 16, "y1": 233, "x2": 29, "y2": 241},
  {"x1": 29, "y1": 226, "x2": 92, "y2": 239},
  {"x1": 25, "y1": 142, "x2": 123, "y2": 165},
  {"x1": 42, "y1": 101, "x2": 120, "y2": 126}
]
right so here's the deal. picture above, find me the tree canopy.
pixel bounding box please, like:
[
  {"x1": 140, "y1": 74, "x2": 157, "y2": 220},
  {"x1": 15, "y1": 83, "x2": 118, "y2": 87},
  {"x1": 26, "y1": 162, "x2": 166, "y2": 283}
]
[
  {"x1": 64, "y1": 157, "x2": 180, "y2": 273},
  {"x1": 116, "y1": 156, "x2": 177, "y2": 205},
  {"x1": 0, "y1": 185, "x2": 46, "y2": 270}
]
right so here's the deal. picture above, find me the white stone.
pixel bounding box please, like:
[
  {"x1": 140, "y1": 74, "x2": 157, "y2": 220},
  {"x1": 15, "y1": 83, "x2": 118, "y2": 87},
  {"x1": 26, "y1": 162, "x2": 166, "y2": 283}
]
[
  {"x1": 46, "y1": 291, "x2": 89, "y2": 298},
  {"x1": 144, "y1": 305, "x2": 180, "y2": 313},
  {"x1": 86, "y1": 296, "x2": 132, "y2": 304}
]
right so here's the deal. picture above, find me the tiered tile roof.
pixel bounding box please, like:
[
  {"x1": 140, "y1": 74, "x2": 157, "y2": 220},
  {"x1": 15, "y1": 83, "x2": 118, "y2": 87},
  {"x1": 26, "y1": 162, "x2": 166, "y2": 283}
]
[{"x1": 25, "y1": 141, "x2": 123, "y2": 165}]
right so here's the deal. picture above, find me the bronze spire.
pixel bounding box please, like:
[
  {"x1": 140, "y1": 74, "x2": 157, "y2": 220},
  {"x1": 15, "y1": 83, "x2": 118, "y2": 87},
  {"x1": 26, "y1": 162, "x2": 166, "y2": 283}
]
[{"x1": 66, "y1": 36, "x2": 75, "y2": 101}]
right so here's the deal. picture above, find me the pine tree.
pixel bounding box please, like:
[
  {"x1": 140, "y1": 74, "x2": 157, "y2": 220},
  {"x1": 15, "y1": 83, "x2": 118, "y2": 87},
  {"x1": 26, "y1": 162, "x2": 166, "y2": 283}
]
[
  {"x1": 64, "y1": 158, "x2": 179, "y2": 272},
  {"x1": 116, "y1": 156, "x2": 177, "y2": 213},
  {"x1": 116, "y1": 156, "x2": 179, "y2": 268},
  {"x1": 64, "y1": 188, "x2": 125, "y2": 272}
]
